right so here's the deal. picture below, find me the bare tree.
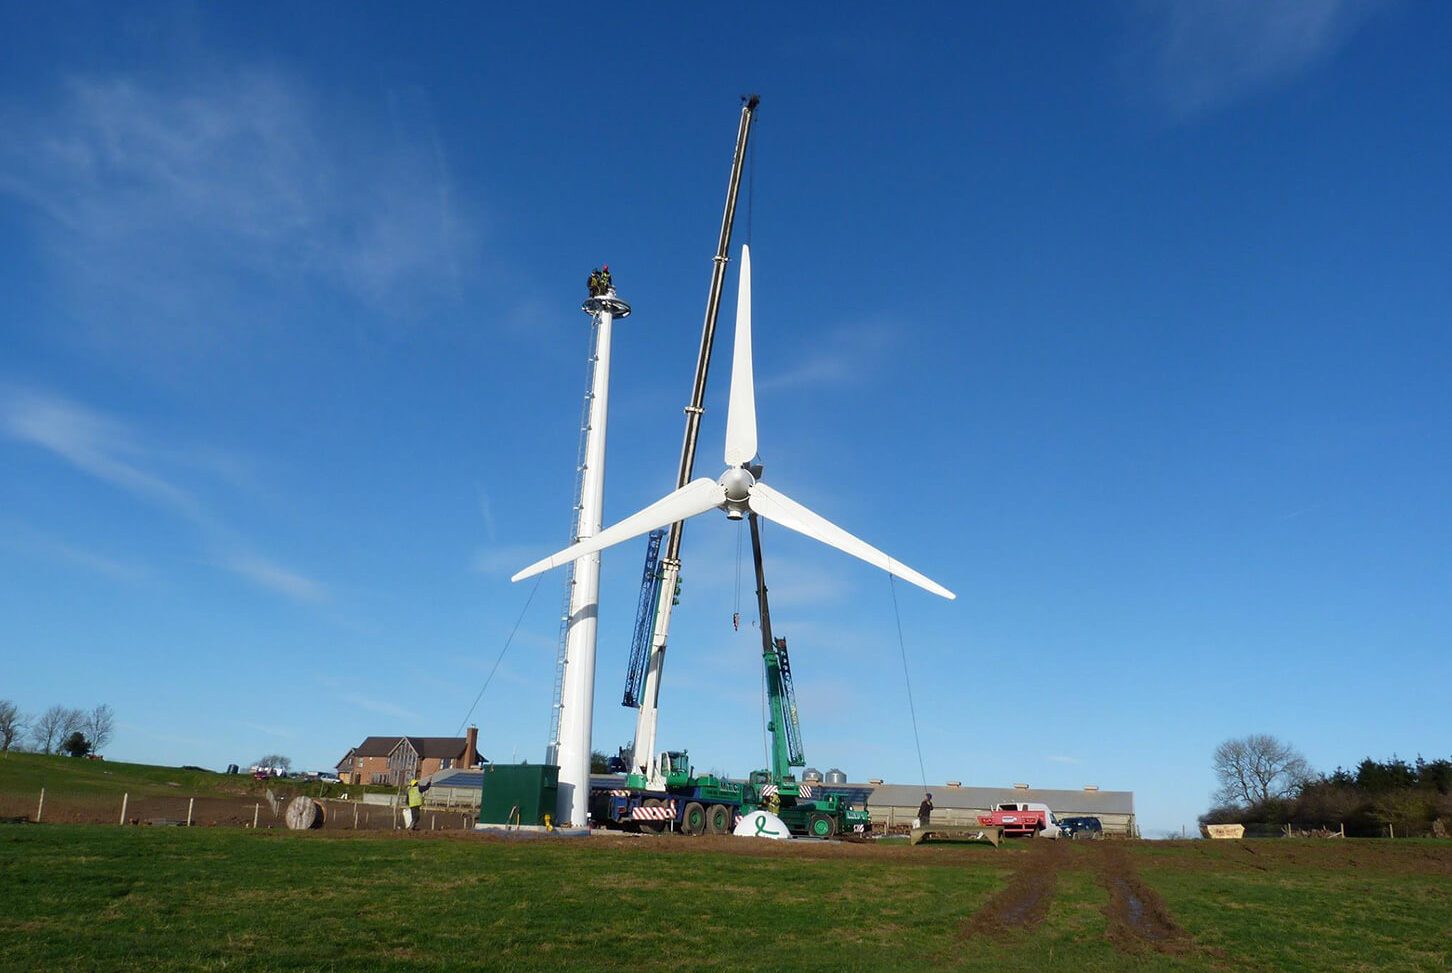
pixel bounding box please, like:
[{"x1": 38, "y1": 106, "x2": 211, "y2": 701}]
[
  {"x1": 253, "y1": 754, "x2": 292, "y2": 775},
  {"x1": 0, "y1": 700, "x2": 26, "y2": 752},
  {"x1": 58, "y1": 708, "x2": 86, "y2": 751},
  {"x1": 30, "y1": 705, "x2": 68, "y2": 754},
  {"x1": 1213, "y1": 734, "x2": 1313, "y2": 807},
  {"x1": 84, "y1": 704, "x2": 115, "y2": 752}
]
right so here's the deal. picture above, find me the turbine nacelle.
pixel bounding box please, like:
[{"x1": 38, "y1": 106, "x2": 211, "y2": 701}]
[
  {"x1": 719, "y1": 466, "x2": 756, "y2": 518},
  {"x1": 514, "y1": 243, "x2": 955, "y2": 601}
]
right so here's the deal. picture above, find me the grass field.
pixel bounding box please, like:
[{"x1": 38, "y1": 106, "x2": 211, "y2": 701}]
[
  {"x1": 0, "y1": 752, "x2": 397, "y2": 827},
  {"x1": 0, "y1": 751, "x2": 378, "y2": 801},
  {"x1": 2, "y1": 826, "x2": 1448, "y2": 972}
]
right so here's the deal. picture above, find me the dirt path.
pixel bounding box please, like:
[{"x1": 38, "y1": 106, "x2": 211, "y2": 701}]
[
  {"x1": 1088, "y1": 843, "x2": 1194, "y2": 955},
  {"x1": 961, "y1": 838, "x2": 1069, "y2": 938}
]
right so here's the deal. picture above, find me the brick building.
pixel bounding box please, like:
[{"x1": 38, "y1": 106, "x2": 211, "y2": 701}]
[{"x1": 336, "y1": 726, "x2": 481, "y2": 786}]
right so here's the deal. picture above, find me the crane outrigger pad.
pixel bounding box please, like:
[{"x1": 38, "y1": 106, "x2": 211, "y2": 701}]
[{"x1": 910, "y1": 824, "x2": 1003, "y2": 848}]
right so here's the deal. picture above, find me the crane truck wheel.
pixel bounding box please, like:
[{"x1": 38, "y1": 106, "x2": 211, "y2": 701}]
[
  {"x1": 807, "y1": 813, "x2": 836, "y2": 838},
  {"x1": 638, "y1": 798, "x2": 665, "y2": 835},
  {"x1": 682, "y1": 802, "x2": 707, "y2": 836},
  {"x1": 706, "y1": 804, "x2": 732, "y2": 834}
]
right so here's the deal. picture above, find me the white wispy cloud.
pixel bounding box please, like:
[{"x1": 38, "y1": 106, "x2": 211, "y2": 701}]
[
  {"x1": 339, "y1": 692, "x2": 424, "y2": 723},
  {"x1": 757, "y1": 324, "x2": 897, "y2": 394},
  {"x1": 1046, "y1": 754, "x2": 1082, "y2": 766},
  {"x1": 471, "y1": 543, "x2": 553, "y2": 577},
  {"x1": 2, "y1": 389, "x2": 201, "y2": 517},
  {"x1": 31, "y1": 538, "x2": 148, "y2": 584},
  {"x1": 1, "y1": 521, "x2": 150, "y2": 584},
  {"x1": 2, "y1": 386, "x2": 326, "y2": 603},
  {"x1": 0, "y1": 69, "x2": 470, "y2": 347},
  {"x1": 1128, "y1": 0, "x2": 1387, "y2": 115},
  {"x1": 478, "y1": 489, "x2": 499, "y2": 543},
  {"x1": 222, "y1": 554, "x2": 328, "y2": 604},
  {"x1": 240, "y1": 721, "x2": 296, "y2": 740}
]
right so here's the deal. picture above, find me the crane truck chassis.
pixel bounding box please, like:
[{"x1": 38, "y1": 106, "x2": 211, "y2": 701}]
[{"x1": 590, "y1": 751, "x2": 869, "y2": 837}]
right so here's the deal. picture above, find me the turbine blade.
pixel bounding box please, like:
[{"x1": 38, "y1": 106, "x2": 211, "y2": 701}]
[
  {"x1": 512, "y1": 478, "x2": 724, "y2": 582},
  {"x1": 723, "y1": 244, "x2": 757, "y2": 467},
  {"x1": 748, "y1": 482, "x2": 956, "y2": 600}
]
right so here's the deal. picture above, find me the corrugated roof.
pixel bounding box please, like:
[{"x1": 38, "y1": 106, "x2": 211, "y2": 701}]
[
  {"x1": 866, "y1": 783, "x2": 1134, "y2": 815},
  {"x1": 426, "y1": 768, "x2": 483, "y2": 789}
]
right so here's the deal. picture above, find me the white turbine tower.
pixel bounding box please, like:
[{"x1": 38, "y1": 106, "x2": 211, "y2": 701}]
[
  {"x1": 515, "y1": 244, "x2": 953, "y2": 602},
  {"x1": 551, "y1": 277, "x2": 630, "y2": 831}
]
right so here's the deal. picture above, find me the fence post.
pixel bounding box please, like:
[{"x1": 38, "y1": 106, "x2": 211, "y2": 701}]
[
  {"x1": 186, "y1": 798, "x2": 194, "y2": 827},
  {"x1": 353, "y1": 803, "x2": 359, "y2": 829},
  {"x1": 253, "y1": 803, "x2": 260, "y2": 829},
  {"x1": 36, "y1": 788, "x2": 45, "y2": 823},
  {"x1": 119, "y1": 793, "x2": 129, "y2": 826}
]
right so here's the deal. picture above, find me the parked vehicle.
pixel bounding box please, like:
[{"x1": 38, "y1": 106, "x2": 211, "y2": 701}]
[
  {"x1": 591, "y1": 750, "x2": 868, "y2": 838},
  {"x1": 1059, "y1": 815, "x2": 1103, "y2": 839},
  {"x1": 977, "y1": 802, "x2": 1062, "y2": 838}
]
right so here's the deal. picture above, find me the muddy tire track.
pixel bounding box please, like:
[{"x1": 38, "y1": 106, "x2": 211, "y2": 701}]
[
  {"x1": 961, "y1": 838, "x2": 1069, "y2": 938},
  {"x1": 1089, "y1": 843, "x2": 1193, "y2": 955}
]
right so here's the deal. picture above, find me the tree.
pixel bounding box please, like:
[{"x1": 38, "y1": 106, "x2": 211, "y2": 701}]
[
  {"x1": 84, "y1": 704, "x2": 115, "y2": 753},
  {"x1": 1355, "y1": 755, "x2": 1417, "y2": 792},
  {"x1": 61, "y1": 731, "x2": 92, "y2": 758},
  {"x1": 30, "y1": 705, "x2": 68, "y2": 754},
  {"x1": 254, "y1": 754, "x2": 292, "y2": 775},
  {"x1": 57, "y1": 707, "x2": 86, "y2": 752},
  {"x1": 0, "y1": 700, "x2": 25, "y2": 752},
  {"x1": 1213, "y1": 734, "x2": 1313, "y2": 807}
]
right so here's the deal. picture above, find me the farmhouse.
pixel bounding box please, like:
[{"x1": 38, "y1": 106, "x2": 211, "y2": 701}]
[{"x1": 336, "y1": 726, "x2": 481, "y2": 786}]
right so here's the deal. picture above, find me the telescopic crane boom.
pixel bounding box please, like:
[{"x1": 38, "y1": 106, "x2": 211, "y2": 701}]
[{"x1": 626, "y1": 95, "x2": 760, "y2": 787}]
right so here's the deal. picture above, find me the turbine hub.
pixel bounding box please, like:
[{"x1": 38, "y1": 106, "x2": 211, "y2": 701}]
[{"x1": 719, "y1": 466, "x2": 756, "y2": 504}]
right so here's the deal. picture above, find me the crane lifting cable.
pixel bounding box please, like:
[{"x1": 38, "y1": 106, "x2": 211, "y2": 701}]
[
  {"x1": 889, "y1": 574, "x2": 930, "y2": 790},
  {"x1": 733, "y1": 519, "x2": 744, "y2": 630},
  {"x1": 455, "y1": 575, "x2": 544, "y2": 736}
]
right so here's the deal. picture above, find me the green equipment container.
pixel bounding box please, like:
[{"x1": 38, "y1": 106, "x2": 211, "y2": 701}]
[{"x1": 479, "y1": 764, "x2": 559, "y2": 827}]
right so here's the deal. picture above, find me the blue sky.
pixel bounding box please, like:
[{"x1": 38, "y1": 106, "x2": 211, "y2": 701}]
[{"x1": 1, "y1": 1, "x2": 1447, "y2": 836}]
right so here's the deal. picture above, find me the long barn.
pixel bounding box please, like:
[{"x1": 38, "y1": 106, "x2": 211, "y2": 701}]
[
  {"x1": 427, "y1": 771, "x2": 1136, "y2": 836},
  {"x1": 829, "y1": 782, "x2": 1136, "y2": 836}
]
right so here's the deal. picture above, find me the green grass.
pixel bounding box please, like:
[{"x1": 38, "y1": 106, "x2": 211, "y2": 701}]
[
  {"x1": 0, "y1": 751, "x2": 383, "y2": 802},
  {"x1": 2, "y1": 827, "x2": 1448, "y2": 972}
]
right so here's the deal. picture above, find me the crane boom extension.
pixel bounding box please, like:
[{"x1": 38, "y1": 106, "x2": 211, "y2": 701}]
[
  {"x1": 749, "y1": 511, "x2": 805, "y2": 776},
  {"x1": 628, "y1": 95, "x2": 760, "y2": 786},
  {"x1": 622, "y1": 529, "x2": 665, "y2": 708}
]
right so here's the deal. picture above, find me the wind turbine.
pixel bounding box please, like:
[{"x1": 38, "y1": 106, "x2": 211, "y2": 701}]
[{"x1": 515, "y1": 245, "x2": 954, "y2": 601}]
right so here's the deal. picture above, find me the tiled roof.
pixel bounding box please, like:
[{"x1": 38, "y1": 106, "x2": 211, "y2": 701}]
[
  {"x1": 399, "y1": 736, "x2": 469, "y2": 760},
  {"x1": 353, "y1": 736, "x2": 404, "y2": 757}
]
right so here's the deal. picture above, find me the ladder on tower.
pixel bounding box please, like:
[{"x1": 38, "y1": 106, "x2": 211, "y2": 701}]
[{"x1": 545, "y1": 314, "x2": 603, "y2": 765}]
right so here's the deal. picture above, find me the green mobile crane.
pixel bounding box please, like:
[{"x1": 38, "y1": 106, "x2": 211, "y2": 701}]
[{"x1": 742, "y1": 501, "x2": 871, "y2": 838}]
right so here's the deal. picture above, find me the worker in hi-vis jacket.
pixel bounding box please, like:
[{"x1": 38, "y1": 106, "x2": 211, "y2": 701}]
[{"x1": 405, "y1": 776, "x2": 430, "y2": 830}]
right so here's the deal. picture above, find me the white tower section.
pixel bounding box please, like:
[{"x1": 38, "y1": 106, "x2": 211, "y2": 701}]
[{"x1": 554, "y1": 285, "x2": 631, "y2": 829}]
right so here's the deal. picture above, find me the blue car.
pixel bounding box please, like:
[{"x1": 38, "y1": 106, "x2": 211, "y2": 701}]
[{"x1": 1059, "y1": 816, "x2": 1103, "y2": 839}]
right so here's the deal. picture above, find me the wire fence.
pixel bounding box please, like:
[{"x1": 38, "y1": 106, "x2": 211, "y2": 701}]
[{"x1": 0, "y1": 788, "x2": 477, "y2": 832}]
